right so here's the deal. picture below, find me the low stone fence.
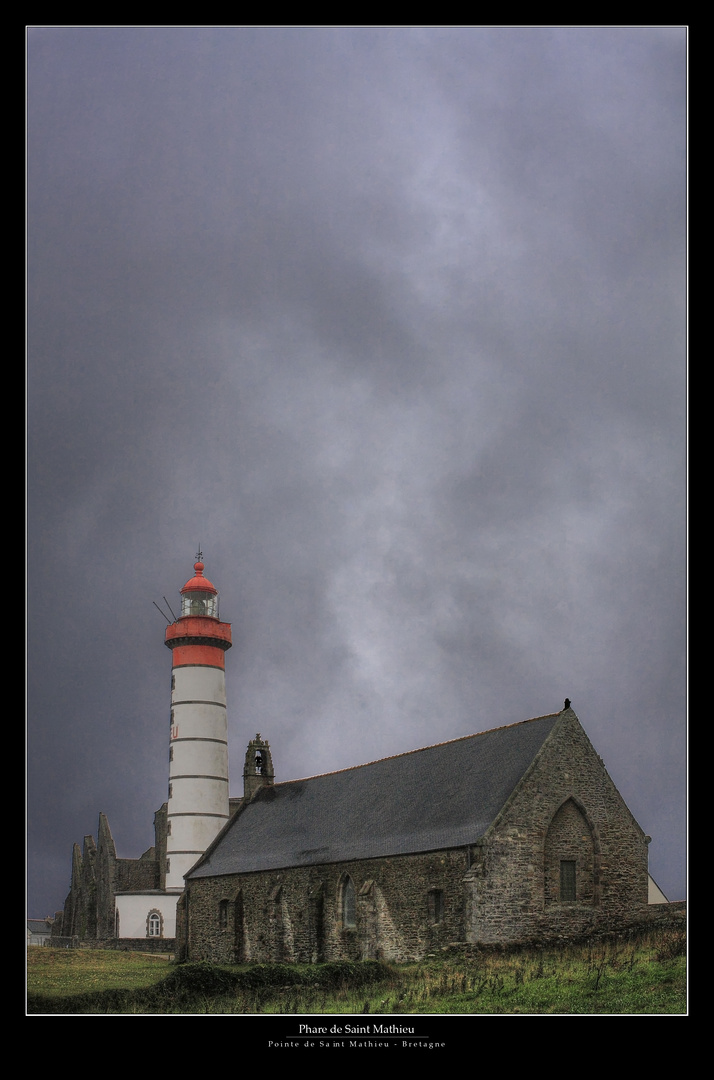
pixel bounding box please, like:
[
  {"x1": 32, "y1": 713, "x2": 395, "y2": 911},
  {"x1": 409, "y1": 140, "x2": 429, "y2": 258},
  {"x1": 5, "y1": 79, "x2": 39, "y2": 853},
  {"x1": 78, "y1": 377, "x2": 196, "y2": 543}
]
[
  {"x1": 437, "y1": 902, "x2": 686, "y2": 958},
  {"x1": 47, "y1": 936, "x2": 176, "y2": 954},
  {"x1": 101, "y1": 937, "x2": 176, "y2": 954},
  {"x1": 636, "y1": 900, "x2": 686, "y2": 928}
]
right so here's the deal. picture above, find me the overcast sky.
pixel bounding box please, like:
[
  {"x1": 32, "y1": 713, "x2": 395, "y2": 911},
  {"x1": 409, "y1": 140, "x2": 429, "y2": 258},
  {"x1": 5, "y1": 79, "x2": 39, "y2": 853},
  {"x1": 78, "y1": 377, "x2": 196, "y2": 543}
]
[{"x1": 28, "y1": 27, "x2": 686, "y2": 919}]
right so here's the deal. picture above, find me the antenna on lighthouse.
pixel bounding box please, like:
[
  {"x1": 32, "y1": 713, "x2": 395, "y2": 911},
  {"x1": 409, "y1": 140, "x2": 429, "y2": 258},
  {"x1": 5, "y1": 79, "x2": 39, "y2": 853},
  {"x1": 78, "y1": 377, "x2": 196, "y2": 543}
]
[
  {"x1": 163, "y1": 596, "x2": 179, "y2": 622},
  {"x1": 153, "y1": 600, "x2": 172, "y2": 624}
]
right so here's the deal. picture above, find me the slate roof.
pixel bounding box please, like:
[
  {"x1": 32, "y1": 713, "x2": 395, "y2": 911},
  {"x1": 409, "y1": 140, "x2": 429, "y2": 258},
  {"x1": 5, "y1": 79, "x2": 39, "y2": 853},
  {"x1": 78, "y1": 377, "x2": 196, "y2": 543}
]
[
  {"x1": 27, "y1": 919, "x2": 52, "y2": 933},
  {"x1": 188, "y1": 713, "x2": 560, "y2": 879}
]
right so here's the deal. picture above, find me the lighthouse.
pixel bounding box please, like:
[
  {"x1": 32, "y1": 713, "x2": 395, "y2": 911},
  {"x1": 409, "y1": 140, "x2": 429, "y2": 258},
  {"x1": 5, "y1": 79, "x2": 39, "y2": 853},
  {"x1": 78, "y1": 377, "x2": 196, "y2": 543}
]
[{"x1": 164, "y1": 556, "x2": 232, "y2": 891}]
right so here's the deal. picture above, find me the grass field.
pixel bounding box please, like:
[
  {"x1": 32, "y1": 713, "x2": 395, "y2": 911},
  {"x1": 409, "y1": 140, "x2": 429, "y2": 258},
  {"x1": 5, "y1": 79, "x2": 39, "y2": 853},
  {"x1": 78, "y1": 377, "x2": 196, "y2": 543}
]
[
  {"x1": 27, "y1": 926, "x2": 686, "y2": 1015},
  {"x1": 27, "y1": 947, "x2": 171, "y2": 997}
]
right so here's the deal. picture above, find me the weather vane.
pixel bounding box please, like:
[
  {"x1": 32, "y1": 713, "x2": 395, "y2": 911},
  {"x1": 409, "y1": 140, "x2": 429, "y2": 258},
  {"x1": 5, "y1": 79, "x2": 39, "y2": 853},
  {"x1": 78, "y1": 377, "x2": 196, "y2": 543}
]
[{"x1": 195, "y1": 545, "x2": 203, "y2": 562}]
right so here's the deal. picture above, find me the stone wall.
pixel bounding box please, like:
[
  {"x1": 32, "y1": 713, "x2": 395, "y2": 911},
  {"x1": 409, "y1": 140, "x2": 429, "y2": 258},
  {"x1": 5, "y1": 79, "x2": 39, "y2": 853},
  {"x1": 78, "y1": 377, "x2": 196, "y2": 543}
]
[
  {"x1": 154, "y1": 802, "x2": 168, "y2": 890},
  {"x1": 465, "y1": 710, "x2": 649, "y2": 943},
  {"x1": 85, "y1": 936, "x2": 176, "y2": 953},
  {"x1": 62, "y1": 838, "x2": 98, "y2": 939},
  {"x1": 181, "y1": 847, "x2": 469, "y2": 964},
  {"x1": 47, "y1": 936, "x2": 176, "y2": 953}
]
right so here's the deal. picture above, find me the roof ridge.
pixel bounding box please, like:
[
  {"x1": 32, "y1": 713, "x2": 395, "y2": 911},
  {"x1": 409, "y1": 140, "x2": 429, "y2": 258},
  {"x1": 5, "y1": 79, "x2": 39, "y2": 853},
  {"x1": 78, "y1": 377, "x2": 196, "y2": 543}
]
[{"x1": 276, "y1": 712, "x2": 562, "y2": 787}]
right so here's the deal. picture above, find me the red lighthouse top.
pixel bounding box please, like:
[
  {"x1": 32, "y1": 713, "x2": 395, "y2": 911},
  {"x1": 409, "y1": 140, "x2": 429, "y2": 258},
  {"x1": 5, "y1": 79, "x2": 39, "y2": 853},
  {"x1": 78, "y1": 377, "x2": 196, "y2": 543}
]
[
  {"x1": 180, "y1": 561, "x2": 218, "y2": 596},
  {"x1": 177, "y1": 558, "x2": 220, "y2": 620},
  {"x1": 165, "y1": 557, "x2": 232, "y2": 663}
]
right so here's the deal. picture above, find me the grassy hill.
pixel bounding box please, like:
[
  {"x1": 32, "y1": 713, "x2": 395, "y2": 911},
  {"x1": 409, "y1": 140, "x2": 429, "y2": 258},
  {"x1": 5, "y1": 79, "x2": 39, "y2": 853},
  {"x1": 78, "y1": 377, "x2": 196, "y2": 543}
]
[{"x1": 27, "y1": 925, "x2": 685, "y2": 1015}]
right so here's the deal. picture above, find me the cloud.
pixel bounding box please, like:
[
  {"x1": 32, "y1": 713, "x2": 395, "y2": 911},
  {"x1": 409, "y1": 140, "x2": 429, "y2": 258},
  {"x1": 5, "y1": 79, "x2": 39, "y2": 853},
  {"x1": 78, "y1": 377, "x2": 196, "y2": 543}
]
[{"x1": 28, "y1": 27, "x2": 686, "y2": 915}]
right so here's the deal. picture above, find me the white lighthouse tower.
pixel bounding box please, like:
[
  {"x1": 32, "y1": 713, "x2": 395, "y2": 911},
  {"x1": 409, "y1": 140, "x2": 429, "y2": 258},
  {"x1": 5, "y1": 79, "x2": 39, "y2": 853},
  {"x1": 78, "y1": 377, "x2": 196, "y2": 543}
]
[{"x1": 164, "y1": 555, "x2": 232, "y2": 891}]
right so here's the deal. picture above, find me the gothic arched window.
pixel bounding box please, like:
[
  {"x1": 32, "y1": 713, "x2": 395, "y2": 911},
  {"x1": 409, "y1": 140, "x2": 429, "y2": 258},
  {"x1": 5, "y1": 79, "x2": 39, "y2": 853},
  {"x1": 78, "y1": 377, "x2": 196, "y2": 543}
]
[{"x1": 341, "y1": 875, "x2": 356, "y2": 928}]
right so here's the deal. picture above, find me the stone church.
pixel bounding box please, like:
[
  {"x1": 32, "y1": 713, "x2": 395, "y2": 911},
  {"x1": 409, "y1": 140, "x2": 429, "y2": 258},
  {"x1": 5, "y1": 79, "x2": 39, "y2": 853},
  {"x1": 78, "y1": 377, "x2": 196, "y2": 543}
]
[
  {"x1": 176, "y1": 708, "x2": 650, "y2": 963},
  {"x1": 55, "y1": 558, "x2": 652, "y2": 958}
]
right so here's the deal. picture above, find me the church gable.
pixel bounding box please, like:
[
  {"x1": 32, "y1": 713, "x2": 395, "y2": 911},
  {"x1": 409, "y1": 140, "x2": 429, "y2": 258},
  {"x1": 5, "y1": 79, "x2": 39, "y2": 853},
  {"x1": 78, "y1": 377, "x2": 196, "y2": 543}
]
[{"x1": 465, "y1": 708, "x2": 649, "y2": 943}]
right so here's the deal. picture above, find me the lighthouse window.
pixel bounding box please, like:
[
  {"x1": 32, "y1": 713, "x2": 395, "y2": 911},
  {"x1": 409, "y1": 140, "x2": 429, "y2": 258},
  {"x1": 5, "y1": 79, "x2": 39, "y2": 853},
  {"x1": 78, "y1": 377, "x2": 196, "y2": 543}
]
[{"x1": 181, "y1": 592, "x2": 217, "y2": 618}]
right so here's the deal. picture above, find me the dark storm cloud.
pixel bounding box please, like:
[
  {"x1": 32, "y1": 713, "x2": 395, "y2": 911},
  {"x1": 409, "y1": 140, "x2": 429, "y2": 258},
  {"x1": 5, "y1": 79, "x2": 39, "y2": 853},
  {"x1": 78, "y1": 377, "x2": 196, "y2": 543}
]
[{"x1": 28, "y1": 27, "x2": 685, "y2": 916}]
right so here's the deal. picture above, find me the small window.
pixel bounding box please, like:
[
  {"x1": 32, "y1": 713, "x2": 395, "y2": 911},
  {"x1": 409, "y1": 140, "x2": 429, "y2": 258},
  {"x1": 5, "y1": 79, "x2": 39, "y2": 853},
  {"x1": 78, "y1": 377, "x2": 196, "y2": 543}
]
[
  {"x1": 342, "y1": 876, "x2": 356, "y2": 928},
  {"x1": 219, "y1": 899, "x2": 229, "y2": 929},
  {"x1": 171, "y1": 674, "x2": 175, "y2": 691},
  {"x1": 166, "y1": 820, "x2": 171, "y2": 836},
  {"x1": 428, "y1": 889, "x2": 444, "y2": 924},
  {"x1": 560, "y1": 860, "x2": 576, "y2": 902},
  {"x1": 147, "y1": 910, "x2": 163, "y2": 937}
]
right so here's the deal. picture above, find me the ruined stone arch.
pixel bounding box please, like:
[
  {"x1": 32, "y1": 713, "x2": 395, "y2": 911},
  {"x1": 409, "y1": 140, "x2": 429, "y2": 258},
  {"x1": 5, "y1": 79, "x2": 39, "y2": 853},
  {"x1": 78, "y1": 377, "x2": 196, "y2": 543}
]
[{"x1": 544, "y1": 796, "x2": 600, "y2": 906}]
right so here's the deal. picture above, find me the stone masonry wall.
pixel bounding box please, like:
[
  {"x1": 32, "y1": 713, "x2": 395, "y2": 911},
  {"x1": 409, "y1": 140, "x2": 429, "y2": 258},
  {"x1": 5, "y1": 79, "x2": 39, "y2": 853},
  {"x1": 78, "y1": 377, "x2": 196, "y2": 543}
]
[
  {"x1": 465, "y1": 710, "x2": 649, "y2": 944},
  {"x1": 182, "y1": 847, "x2": 469, "y2": 964},
  {"x1": 50, "y1": 936, "x2": 176, "y2": 953}
]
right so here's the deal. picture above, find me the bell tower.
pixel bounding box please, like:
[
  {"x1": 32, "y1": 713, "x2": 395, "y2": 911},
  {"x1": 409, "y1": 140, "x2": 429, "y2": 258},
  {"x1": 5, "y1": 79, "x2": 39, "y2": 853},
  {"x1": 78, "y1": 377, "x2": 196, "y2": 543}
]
[
  {"x1": 243, "y1": 733, "x2": 275, "y2": 801},
  {"x1": 164, "y1": 556, "x2": 232, "y2": 891}
]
